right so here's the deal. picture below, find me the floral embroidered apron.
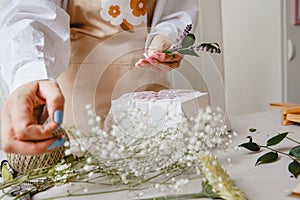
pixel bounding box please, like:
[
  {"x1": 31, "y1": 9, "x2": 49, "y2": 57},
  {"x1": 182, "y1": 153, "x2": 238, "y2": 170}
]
[{"x1": 57, "y1": 0, "x2": 169, "y2": 128}]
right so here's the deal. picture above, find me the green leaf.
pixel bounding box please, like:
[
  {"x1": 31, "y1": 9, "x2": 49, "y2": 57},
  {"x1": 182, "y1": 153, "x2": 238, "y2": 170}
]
[
  {"x1": 239, "y1": 142, "x2": 260, "y2": 151},
  {"x1": 201, "y1": 181, "x2": 221, "y2": 199},
  {"x1": 177, "y1": 49, "x2": 199, "y2": 57},
  {"x1": 181, "y1": 33, "x2": 196, "y2": 48},
  {"x1": 289, "y1": 145, "x2": 300, "y2": 158},
  {"x1": 163, "y1": 50, "x2": 175, "y2": 57},
  {"x1": 266, "y1": 132, "x2": 289, "y2": 146},
  {"x1": 246, "y1": 136, "x2": 253, "y2": 143},
  {"x1": 1, "y1": 164, "x2": 13, "y2": 182},
  {"x1": 289, "y1": 160, "x2": 300, "y2": 178},
  {"x1": 255, "y1": 152, "x2": 278, "y2": 165},
  {"x1": 249, "y1": 128, "x2": 257, "y2": 132}
]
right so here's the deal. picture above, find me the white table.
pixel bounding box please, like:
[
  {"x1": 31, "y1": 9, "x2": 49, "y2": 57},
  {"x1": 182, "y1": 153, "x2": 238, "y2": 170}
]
[
  {"x1": 223, "y1": 109, "x2": 300, "y2": 200},
  {"x1": 1, "y1": 109, "x2": 300, "y2": 199}
]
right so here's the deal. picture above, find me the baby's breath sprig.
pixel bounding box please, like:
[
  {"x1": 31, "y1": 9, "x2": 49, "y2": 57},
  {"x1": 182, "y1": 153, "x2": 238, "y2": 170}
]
[
  {"x1": 140, "y1": 154, "x2": 247, "y2": 200},
  {"x1": 0, "y1": 90, "x2": 245, "y2": 199},
  {"x1": 163, "y1": 24, "x2": 221, "y2": 57}
]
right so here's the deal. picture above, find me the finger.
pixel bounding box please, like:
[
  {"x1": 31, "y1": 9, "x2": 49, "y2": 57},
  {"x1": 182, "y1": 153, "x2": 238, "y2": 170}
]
[
  {"x1": 9, "y1": 88, "x2": 59, "y2": 141},
  {"x1": 147, "y1": 53, "x2": 182, "y2": 69},
  {"x1": 150, "y1": 52, "x2": 183, "y2": 63},
  {"x1": 3, "y1": 136, "x2": 60, "y2": 155},
  {"x1": 1, "y1": 112, "x2": 59, "y2": 155},
  {"x1": 6, "y1": 138, "x2": 59, "y2": 155},
  {"x1": 1, "y1": 110, "x2": 15, "y2": 149},
  {"x1": 38, "y1": 80, "x2": 64, "y2": 124},
  {"x1": 39, "y1": 105, "x2": 49, "y2": 124},
  {"x1": 154, "y1": 63, "x2": 174, "y2": 71},
  {"x1": 33, "y1": 104, "x2": 46, "y2": 124},
  {"x1": 146, "y1": 57, "x2": 180, "y2": 71},
  {"x1": 135, "y1": 59, "x2": 149, "y2": 67},
  {"x1": 143, "y1": 64, "x2": 164, "y2": 72},
  {"x1": 11, "y1": 107, "x2": 58, "y2": 141},
  {"x1": 136, "y1": 59, "x2": 164, "y2": 72}
]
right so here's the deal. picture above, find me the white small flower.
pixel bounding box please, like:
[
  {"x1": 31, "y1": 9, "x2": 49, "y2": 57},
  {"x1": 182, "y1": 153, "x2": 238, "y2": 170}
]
[
  {"x1": 95, "y1": 116, "x2": 101, "y2": 123},
  {"x1": 87, "y1": 110, "x2": 95, "y2": 117},
  {"x1": 106, "y1": 141, "x2": 115, "y2": 151},
  {"x1": 75, "y1": 130, "x2": 81, "y2": 136},
  {"x1": 64, "y1": 141, "x2": 70, "y2": 148},
  {"x1": 55, "y1": 163, "x2": 71, "y2": 172},
  {"x1": 80, "y1": 146, "x2": 86, "y2": 152},
  {"x1": 64, "y1": 149, "x2": 71, "y2": 156},
  {"x1": 88, "y1": 118, "x2": 95, "y2": 126},
  {"x1": 86, "y1": 157, "x2": 92, "y2": 164},
  {"x1": 83, "y1": 165, "x2": 92, "y2": 172},
  {"x1": 83, "y1": 187, "x2": 88, "y2": 193},
  {"x1": 85, "y1": 104, "x2": 92, "y2": 110}
]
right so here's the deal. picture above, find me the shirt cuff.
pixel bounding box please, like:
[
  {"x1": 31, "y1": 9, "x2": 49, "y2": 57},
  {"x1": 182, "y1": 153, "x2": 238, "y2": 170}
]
[
  {"x1": 10, "y1": 60, "x2": 49, "y2": 93},
  {"x1": 145, "y1": 27, "x2": 178, "y2": 56}
]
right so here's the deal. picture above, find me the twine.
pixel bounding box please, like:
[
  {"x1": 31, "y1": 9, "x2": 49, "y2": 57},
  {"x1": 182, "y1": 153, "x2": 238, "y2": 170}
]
[{"x1": 7, "y1": 128, "x2": 68, "y2": 174}]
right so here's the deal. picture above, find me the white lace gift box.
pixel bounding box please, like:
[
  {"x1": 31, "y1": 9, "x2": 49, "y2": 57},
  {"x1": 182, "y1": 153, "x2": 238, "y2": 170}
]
[{"x1": 105, "y1": 89, "x2": 209, "y2": 137}]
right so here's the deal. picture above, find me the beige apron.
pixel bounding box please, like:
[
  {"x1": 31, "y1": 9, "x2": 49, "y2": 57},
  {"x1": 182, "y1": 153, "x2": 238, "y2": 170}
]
[{"x1": 57, "y1": 0, "x2": 169, "y2": 129}]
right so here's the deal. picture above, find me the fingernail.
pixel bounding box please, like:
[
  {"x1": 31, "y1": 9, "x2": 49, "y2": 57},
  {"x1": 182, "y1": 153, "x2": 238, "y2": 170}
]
[
  {"x1": 147, "y1": 58, "x2": 154, "y2": 63},
  {"x1": 47, "y1": 136, "x2": 66, "y2": 150},
  {"x1": 53, "y1": 125, "x2": 61, "y2": 136},
  {"x1": 152, "y1": 53, "x2": 160, "y2": 59},
  {"x1": 54, "y1": 110, "x2": 63, "y2": 124}
]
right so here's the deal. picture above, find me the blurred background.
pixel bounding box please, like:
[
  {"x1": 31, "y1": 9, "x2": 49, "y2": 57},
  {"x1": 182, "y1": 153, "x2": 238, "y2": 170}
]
[{"x1": 179, "y1": 0, "x2": 300, "y2": 116}]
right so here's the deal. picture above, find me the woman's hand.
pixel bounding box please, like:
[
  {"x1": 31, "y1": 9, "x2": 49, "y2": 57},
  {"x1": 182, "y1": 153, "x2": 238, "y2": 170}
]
[
  {"x1": 135, "y1": 35, "x2": 183, "y2": 71},
  {"x1": 1, "y1": 80, "x2": 64, "y2": 155}
]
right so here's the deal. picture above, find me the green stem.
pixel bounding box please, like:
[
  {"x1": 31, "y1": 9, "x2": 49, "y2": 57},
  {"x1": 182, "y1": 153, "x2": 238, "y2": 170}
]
[
  {"x1": 139, "y1": 191, "x2": 222, "y2": 200},
  {"x1": 131, "y1": 171, "x2": 166, "y2": 188},
  {"x1": 260, "y1": 145, "x2": 296, "y2": 160},
  {"x1": 286, "y1": 136, "x2": 300, "y2": 145},
  {"x1": 40, "y1": 187, "x2": 147, "y2": 200}
]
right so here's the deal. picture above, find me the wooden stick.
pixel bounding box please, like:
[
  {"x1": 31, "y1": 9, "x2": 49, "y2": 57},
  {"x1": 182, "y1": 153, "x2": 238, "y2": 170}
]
[
  {"x1": 286, "y1": 114, "x2": 300, "y2": 124},
  {"x1": 270, "y1": 102, "x2": 300, "y2": 126},
  {"x1": 270, "y1": 102, "x2": 300, "y2": 108},
  {"x1": 283, "y1": 106, "x2": 300, "y2": 114}
]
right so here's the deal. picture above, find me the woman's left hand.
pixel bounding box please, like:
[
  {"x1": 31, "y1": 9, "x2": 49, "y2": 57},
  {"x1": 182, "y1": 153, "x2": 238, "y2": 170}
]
[{"x1": 135, "y1": 35, "x2": 183, "y2": 71}]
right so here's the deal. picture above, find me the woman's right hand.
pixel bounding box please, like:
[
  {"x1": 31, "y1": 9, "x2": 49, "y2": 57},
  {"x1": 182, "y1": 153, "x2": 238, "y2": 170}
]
[
  {"x1": 135, "y1": 34, "x2": 183, "y2": 71},
  {"x1": 1, "y1": 80, "x2": 65, "y2": 155}
]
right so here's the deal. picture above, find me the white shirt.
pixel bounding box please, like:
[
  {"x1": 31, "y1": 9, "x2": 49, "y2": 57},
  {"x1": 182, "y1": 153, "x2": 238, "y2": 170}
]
[{"x1": 0, "y1": 0, "x2": 198, "y2": 93}]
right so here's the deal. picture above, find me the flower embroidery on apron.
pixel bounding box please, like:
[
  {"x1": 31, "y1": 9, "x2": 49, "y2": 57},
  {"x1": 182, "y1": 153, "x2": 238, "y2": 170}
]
[{"x1": 100, "y1": 0, "x2": 147, "y2": 31}]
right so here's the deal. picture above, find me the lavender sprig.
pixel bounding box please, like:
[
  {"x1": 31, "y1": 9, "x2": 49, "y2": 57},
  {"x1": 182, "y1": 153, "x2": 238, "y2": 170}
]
[
  {"x1": 164, "y1": 24, "x2": 221, "y2": 57},
  {"x1": 182, "y1": 24, "x2": 193, "y2": 38}
]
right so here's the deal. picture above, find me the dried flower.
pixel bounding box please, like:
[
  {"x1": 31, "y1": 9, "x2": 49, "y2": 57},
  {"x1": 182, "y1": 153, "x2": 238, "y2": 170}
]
[
  {"x1": 164, "y1": 24, "x2": 221, "y2": 57},
  {"x1": 199, "y1": 154, "x2": 248, "y2": 200},
  {"x1": 140, "y1": 153, "x2": 247, "y2": 200}
]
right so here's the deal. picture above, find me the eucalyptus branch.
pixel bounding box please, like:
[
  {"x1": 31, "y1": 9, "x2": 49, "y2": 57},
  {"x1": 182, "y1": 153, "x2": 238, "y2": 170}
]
[
  {"x1": 286, "y1": 136, "x2": 300, "y2": 145},
  {"x1": 239, "y1": 130, "x2": 300, "y2": 177},
  {"x1": 259, "y1": 145, "x2": 296, "y2": 160}
]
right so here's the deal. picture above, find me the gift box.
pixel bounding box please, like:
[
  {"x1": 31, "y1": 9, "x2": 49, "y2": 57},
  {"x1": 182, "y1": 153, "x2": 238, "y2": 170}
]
[{"x1": 105, "y1": 89, "x2": 209, "y2": 137}]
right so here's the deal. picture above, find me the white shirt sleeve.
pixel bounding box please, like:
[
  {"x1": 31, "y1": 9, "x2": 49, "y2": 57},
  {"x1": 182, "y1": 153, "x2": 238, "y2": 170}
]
[
  {"x1": 0, "y1": 0, "x2": 70, "y2": 93},
  {"x1": 146, "y1": 0, "x2": 199, "y2": 49}
]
